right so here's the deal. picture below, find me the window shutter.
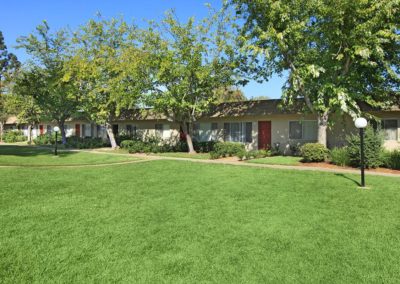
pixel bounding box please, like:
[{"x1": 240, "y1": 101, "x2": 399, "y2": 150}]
[{"x1": 245, "y1": 122, "x2": 252, "y2": 143}]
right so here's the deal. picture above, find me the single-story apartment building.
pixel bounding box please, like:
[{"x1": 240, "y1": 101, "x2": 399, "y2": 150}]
[{"x1": 4, "y1": 99, "x2": 400, "y2": 152}]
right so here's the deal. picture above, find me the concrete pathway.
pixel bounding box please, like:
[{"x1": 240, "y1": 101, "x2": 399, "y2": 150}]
[{"x1": 80, "y1": 149, "x2": 400, "y2": 178}]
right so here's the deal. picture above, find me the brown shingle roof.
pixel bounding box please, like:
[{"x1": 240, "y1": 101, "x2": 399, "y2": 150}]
[{"x1": 205, "y1": 99, "x2": 303, "y2": 118}]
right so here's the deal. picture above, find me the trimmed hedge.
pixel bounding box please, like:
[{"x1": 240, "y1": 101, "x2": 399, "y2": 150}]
[{"x1": 300, "y1": 143, "x2": 329, "y2": 162}]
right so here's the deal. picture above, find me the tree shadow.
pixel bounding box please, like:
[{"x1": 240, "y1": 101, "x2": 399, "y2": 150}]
[
  {"x1": 334, "y1": 173, "x2": 361, "y2": 187},
  {"x1": 0, "y1": 145, "x2": 79, "y2": 157}
]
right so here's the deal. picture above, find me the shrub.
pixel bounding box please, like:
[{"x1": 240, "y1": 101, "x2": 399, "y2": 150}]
[
  {"x1": 212, "y1": 142, "x2": 245, "y2": 158},
  {"x1": 120, "y1": 140, "x2": 135, "y2": 149},
  {"x1": 3, "y1": 130, "x2": 27, "y2": 143},
  {"x1": 346, "y1": 127, "x2": 383, "y2": 168},
  {"x1": 300, "y1": 143, "x2": 329, "y2": 162},
  {"x1": 171, "y1": 140, "x2": 216, "y2": 153},
  {"x1": 330, "y1": 147, "x2": 350, "y2": 167},
  {"x1": 193, "y1": 141, "x2": 216, "y2": 153},
  {"x1": 289, "y1": 143, "x2": 301, "y2": 156},
  {"x1": 209, "y1": 151, "x2": 220, "y2": 159},
  {"x1": 236, "y1": 149, "x2": 247, "y2": 161},
  {"x1": 65, "y1": 137, "x2": 108, "y2": 149},
  {"x1": 33, "y1": 133, "x2": 61, "y2": 145},
  {"x1": 271, "y1": 143, "x2": 283, "y2": 156},
  {"x1": 381, "y1": 150, "x2": 400, "y2": 170}
]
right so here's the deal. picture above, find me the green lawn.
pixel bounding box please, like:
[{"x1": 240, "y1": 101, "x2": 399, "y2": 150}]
[
  {"x1": 1, "y1": 146, "x2": 400, "y2": 282},
  {"x1": 247, "y1": 155, "x2": 303, "y2": 165},
  {"x1": 0, "y1": 145, "x2": 137, "y2": 166},
  {"x1": 153, "y1": 152, "x2": 211, "y2": 159}
]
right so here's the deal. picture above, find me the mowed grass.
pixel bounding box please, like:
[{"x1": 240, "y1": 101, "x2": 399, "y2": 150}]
[
  {"x1": 1, "y1": 153, "x2": 400, "y2": 282},
  {"x1": 247, "y1": 155, "x2": 303, "y2": 165},
  {"x1": 0, "y1": 145, "x2": 137, "y2": 166}
]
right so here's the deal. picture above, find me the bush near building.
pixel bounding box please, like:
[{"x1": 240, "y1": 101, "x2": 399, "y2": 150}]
[
  {"x1": 346, "y1": 127, "x2": 383, "y2": 168},
  {"x1": 300, "y1": 143, "x2": 329, "y2": 162},
  {"x1": 2, "y1": 131, "x2": 27, "y2": 143}
]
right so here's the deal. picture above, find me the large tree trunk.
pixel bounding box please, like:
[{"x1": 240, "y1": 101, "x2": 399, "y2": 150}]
[
  {"x1": 317, "y1": 111, "x2": 329, "y2": 147},
  {"x1": 27, "y1": 124, "x2": 32, "y2": 144},
  {"x1": 0, "y1": 122, "x2": 4, "y2": 142},
  {"x1": 185, "y1": 122, "x2": 196, "y2": 154},
  {"x1": 106, "y1": 122, "x2": 118, "y2": 149},
  {"x1": 0, "y1": 122, "x2": 3, "y2": 143},
  {"x1": 59, "y1": 121, "x2": 67, "y2": 144}
]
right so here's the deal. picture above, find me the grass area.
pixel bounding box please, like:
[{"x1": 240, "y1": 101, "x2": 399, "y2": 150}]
[
  {"x1": 1, "y1": 150, "x2": 400, "y2": 282},
  {"x1": 152, "y1": 152, "x2": 210, "y2": 159},
  {"x1": 247, "y1": 155, "x2": 303, "y2": 165},
  {"x1": 0, "y1": 145, "x2": 137, "y2": 166}
]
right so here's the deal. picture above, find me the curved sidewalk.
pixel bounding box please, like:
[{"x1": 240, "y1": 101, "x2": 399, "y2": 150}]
[{"x1": 83, "y1": 150, "x2": 400, "y2": 178}]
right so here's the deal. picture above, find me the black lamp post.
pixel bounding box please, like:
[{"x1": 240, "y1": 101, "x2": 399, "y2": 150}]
[
  {"x1": 53, "y1": 126, "x2": 60, "y2": 156},
  {"x1": 355, "y1": 117, "x2": 367, "y2": 187}
]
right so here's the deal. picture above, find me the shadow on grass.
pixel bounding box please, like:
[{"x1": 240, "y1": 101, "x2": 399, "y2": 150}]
[
  {"x1": 334, "y1": 173, "x2": 361, "y2": 187},
  {"x1": 0, "y1": 145, "x2": 79, "y2": 158}
]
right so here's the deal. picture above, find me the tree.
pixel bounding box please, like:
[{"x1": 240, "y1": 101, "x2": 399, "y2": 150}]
[
  {"x1": 214, "y1": 86, "x2": 246, "y2": 103},
  {"x1": 16, "y1": 22, "x2": 79, "y2": 144},
  {"x1": 143, "y1": 9, "x2": 237, "y2": 153},
  {"x1": 66, "y1": 17, "x2": 148, "y2": 149},
  {"x1": 0, "y1": 31, "x2": 20, "y2": 141},
  {"x1": 249, "y1": 95, "x2": 270, "y2": 101},
  {"x1": 0, "y1": 31, "x2": 20, "y2": 94},
  {"x1": 6, "y1": 91, "x2": 42, "y2": 143},
  {"x1": 0, "y1": 94, "x2": 15, "y2": 142},
  {"x1": 232, "y1": 0, "x2": 400, "y2": 146}
]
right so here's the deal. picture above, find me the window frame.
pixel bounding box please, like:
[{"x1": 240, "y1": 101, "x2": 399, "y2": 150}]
[
  {"x1": 289, "y1": 120, "x2": 318, "y2": 140},
  {"x1": 223, "y1": 122, "x2": 252, "y2": 143},
  {"x1": 381, "y1": 119, "x2": 399, "y2": 141}
]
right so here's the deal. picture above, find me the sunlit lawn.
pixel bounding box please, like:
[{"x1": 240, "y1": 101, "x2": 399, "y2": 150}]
[
  {"x1": 247, "y1": 155, "x2": 303, "y2": 165},
  {"x1": 1, "y1": 145, "x2": 400, "y2": 282},
  {"x1": 0, "y1": 145, "x2": 137, "y2": 166}
]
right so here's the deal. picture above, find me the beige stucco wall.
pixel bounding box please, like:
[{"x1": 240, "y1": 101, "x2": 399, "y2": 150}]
[
  {"x1": 198, "y1": 114, "x2": 318, "y2": 152},
  {"x1": 328, "y1": 111, "x2": 400, "y2": 150},
  {"x1": 8, "y1": 109, "x2": 400, "y2": 152}
]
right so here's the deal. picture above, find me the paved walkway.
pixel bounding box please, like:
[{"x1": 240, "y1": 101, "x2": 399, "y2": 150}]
[{"x1": 82, "y1": 149, "x2": 400, "y2": 178}]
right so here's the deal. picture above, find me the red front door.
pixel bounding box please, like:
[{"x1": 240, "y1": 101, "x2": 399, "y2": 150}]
[
  {"x1": 39, "y1": 125, "x2": 44, "y2": 135},
  {"x1": 258, "y1": 121, "x2": 271, "y2": 150},
  {"x1": 75, "y1": 124, "x2": 80, "y2": 137}
]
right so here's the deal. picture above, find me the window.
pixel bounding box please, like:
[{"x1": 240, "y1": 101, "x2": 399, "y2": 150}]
[
  {"x1": 46, "y1": 125, "x2": 52, "y2": 134},
  {"x1": 382, "y1": 119, "x2": 398, "y2": 140},
  {"x1": 96, "y1": 125, "x2": 102, "y2": 138},
  {"x1": 155, "y1": 124, "x2": 163, "y2": 137},
  {"x1": 289, "y1": 121, "x2": 317, "y2": 140},
  {"x1": 193, "y1": 123, "x2": 218, "y2": 142},
  {"x1": 289, "y1": 121, "x2": 302, "y2": 139},
  {"x1": 82, "y1": 124, "x2": 86, "y2": 137},
  {"x1": 223, "y1": 122, "x2": 252, "y2": 143},
  {"x1": 126, "y1": 125, "x2": 136, "y2": 136}
]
